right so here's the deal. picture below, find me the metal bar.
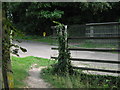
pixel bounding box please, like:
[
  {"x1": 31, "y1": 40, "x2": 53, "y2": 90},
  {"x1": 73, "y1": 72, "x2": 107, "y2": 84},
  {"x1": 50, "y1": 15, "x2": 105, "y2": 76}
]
[
  {"x1": 51, "y1": 57, "x2": 57, "y2": 59},
  {"x1": 70, "y1": 58, "x2": 120, "y2": 64},
  {"x1": 68, "y1": 37, "x2": 120, "y2": 39},
  {"x1": 86, "y1": 22, "x2": 120, "y2": 26},
  {"x1": 52, "y1": 57, "x2": 120, "y2": 73},
  {"x1": 51, "y1": 47, "x2": 58, "y2": 50},
  {"x1": 86, "y1": 33, "x2": 120, "y2": 35},
  {"x1": 68, "y1": 48, "x2": 120, "y2": 52},
  {"x1": 51, "y1": 47, "x2": 120, "y2": 52},
  {"x1": 52, "y1": 37, "x2": 120, "y2": 39},
  {"x1": 72, "y1": 66, "x2": 120, "y2": 73},
  {"x1": 51, "y1": 57, "x2": 120, "y2": 64}
]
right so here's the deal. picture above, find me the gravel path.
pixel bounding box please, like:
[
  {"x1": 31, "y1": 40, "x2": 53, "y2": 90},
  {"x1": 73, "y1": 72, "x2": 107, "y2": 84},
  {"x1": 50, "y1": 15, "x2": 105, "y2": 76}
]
[{"x1": 25, "y1": 64, "x2": 52, "y2": 88}]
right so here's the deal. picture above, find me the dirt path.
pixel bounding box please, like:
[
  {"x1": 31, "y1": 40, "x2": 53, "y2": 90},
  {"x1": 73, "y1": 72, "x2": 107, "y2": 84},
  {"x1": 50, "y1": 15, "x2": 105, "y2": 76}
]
[{"x1": 25, "y1": 64, "x2": 52, "y2": 88}]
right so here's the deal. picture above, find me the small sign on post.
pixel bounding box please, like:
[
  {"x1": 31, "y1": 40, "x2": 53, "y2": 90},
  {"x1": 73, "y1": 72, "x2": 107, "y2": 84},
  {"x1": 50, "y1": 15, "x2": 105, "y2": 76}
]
[{"x1": 43, "y1": 32, "x2": 46, "y2": 37}]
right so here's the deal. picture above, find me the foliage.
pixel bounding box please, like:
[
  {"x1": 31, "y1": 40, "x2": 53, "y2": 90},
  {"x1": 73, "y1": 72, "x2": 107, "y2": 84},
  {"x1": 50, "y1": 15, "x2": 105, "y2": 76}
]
[
  {"x1": 6, "y1": 2, "x2": 120, "y2": 36},
  {"x1": 52, "y1": 21, "x2": 73, "y2": 75},
  {"x1": 8, "y1": 2, "x2": 64, "y2": 35},
  {"x1": 12, "y1": 56, "x2": 56, "y2": 88},
  {"x1": 3, "y1": 13, "x2": 27, "y2": 57},
  {"x1": 41, "y1": 67, "x2": 120, "y2": 88},
  {"x1": 2, "y1": 3, "x2": 27, "y2": 88}
]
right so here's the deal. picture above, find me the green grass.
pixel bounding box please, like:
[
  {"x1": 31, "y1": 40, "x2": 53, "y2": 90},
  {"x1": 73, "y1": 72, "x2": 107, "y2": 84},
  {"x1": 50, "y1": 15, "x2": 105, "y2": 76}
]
[
  {"x1": 73, "y1": 43, "x2": 118, "y2": 48},
  {"x1": 12, "y1": 56, "x2": 56, "y2": 88},
  {"x1": 14, "y1": 34, "x2": 119, "y2": 49},
  {"x1": 69, "y1": 40, "x2": 118, "y2": 49},
  {"x1": 12, "y1": 56, "x2": 120, "y2": 88},
  {"x1": 14, "y1": 35, "x2": 57, "y2": 45},
  {"x1": 15, "y1": 35, "x2": 118, "y2": 49},
  {"x1": 41, "y1": 67, "x2": 120, "y2": 88}
]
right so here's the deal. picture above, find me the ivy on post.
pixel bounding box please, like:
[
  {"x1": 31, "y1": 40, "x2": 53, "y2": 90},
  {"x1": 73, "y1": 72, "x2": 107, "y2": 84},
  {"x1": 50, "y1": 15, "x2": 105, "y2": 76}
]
[
  {"x1": 2, "y1": 3, "x2": 27, "y2": 89},
  {"x1": 2, "y1": 2, "x2": 14, "y2": 89},
  {"x1": 53, "y1": 21, "x2": 73, "y2": 75}
]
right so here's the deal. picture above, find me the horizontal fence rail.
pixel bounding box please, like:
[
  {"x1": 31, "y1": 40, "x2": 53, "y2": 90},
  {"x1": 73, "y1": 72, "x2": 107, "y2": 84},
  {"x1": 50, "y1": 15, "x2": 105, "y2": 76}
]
[
  {"x1": 51, "y1": 57, "x2": 120, "y2": 73},
  {"x1": 72, "y1": 66, "x2": 120, "y2": 73},
  {"x1": 86, "y1": 22, "x2": 120, "y2": 26},
  {"x1": 68, "y1": 37, "x2": 120, "y2": 40},
  {"x1": 51, "y1": 47, "x2": 120, "y2": 52},
  {"x1": 52, "y1": 36, "x2": 120, "y2": 40},
  {"x1": 70, "y1": 58, "x2": 120, "y2": 64},
  {"x1": 51, "y1": 57, "x2": 120, "y2": 64},
  {"x1": 51, "y1": 22, "x2": 120, "y2": 74}
]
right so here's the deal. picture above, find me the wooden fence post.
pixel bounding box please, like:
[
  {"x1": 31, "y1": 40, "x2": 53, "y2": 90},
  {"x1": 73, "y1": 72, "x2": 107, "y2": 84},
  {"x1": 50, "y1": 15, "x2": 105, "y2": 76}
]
[
  {"x1": 53, "y1": 23, "x2": 72, "y2": 74},
  {"x1": 0, "y1": 1, "x2": 2, "y2": 89},
  {"x1": 2, "y1": 3, "x2": 14, "y2": 89},
  {"x1": 64, "y1": 25, "x2": 68, "y2": 52},
  {"x1": 90, "y1": 26, "x2": 94, "y2": 37}
]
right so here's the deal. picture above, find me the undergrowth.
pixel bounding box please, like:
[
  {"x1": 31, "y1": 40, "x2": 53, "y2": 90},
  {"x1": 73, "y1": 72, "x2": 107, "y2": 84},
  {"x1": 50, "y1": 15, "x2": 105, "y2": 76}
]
[
  {"x1": 41, "y1": 67, "x2": 120, "y2": 88},
  {"x1": 12, "y1": 56, "x2": 55, "y2": 88}
]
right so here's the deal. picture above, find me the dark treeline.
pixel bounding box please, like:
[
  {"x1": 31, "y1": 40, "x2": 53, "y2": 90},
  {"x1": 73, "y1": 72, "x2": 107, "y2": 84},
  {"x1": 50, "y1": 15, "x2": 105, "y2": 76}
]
[{"x1": 5, "y1": 2, "x2": 120, "y2": 36}]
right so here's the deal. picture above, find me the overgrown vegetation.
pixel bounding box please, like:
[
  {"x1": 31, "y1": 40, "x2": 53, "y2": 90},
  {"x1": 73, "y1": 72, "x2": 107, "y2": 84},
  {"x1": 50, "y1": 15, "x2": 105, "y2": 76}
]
[
  {"x1": 8, "y1": 2, "x2": 120, "y2": 36},
  {"x1": 12, "y1": 56, "x2": 56, "y2": 88},
  {"x1": 41, "y1": 67, "x2": 120, "y2": 88},
  {"x1": 2, "y1": 2, "x2": 27, "y2": 88},
  {"x1": 51, "y1": 21, "x2": 73, "y2": 75},
  {"x1": 12, "y1": 56, "x2": 120, "y2": 88}
]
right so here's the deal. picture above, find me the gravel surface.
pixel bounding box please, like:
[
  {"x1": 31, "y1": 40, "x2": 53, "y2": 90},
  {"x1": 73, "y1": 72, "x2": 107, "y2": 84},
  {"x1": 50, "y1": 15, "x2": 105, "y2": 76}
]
[{"x1": 25, "y1": 64, "x2": 52, "y2": 88}]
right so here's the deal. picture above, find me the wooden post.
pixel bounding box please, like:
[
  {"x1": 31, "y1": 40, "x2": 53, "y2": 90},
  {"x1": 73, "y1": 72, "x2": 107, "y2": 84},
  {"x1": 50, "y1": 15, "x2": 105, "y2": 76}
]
[
  {"x1": 64, "y1": 25, "x2": 68, "y2": 50},
  {"x1": 90, "y1": 26, "x2": 94, "y2": 37},
  {"x1": 2, "y1": 3, "x2": 9, "y2": 89},
  {"x1": 90, "y1": 26, "x2": 94, "y2": 43},
  {"x1": 2, "y1": 2, "x2": 14, "y2": 89},
  {"x1": 54, "y1": 23, "x2": 72, "y2": 73},
  {"x1": 0, "y1": 1, "x2": 2, "y2": 89}
]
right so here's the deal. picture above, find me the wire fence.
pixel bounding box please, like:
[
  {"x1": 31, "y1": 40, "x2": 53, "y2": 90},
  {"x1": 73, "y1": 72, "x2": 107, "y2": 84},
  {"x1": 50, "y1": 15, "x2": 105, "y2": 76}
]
[{"x1": 67, "y1": 22, "x2": 120, "y2": 49}]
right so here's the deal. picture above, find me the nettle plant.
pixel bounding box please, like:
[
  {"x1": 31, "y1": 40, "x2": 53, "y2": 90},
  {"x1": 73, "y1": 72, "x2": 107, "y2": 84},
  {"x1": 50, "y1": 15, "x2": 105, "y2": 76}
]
[{"x1": 52, "y1": 21, "x2": 73, "y2": 75}]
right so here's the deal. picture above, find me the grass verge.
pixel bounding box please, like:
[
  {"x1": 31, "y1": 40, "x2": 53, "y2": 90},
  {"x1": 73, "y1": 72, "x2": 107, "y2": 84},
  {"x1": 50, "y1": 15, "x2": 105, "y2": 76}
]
[
  {"x1": 71, "y1": 42, "x2": 118, "y2": 49},
  {"x1": 14, "y1": 35, "x2": 57, "y2": 45},
  {"x1": 69, "y1": 39, "x2": 118, "y2": 49},
  {"x1": 15, "y1": 35, "x2": 118, "y2": 49},
  {"x1": 12, "y1": 56, "x2": 56, "y2": 88},
  {"x1": 41, "y1": 67, "x2": 120, "y2": 88}
]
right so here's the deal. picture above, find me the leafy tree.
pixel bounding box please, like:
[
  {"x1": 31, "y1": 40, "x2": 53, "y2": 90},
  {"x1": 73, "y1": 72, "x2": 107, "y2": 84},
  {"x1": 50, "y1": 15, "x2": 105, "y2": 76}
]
[
  {"x1": 9, "y1": 2, "x2": 64, "y2": 35},
  {"x1": 8, "y1": 2, "x2": 116, "y2": 36}
]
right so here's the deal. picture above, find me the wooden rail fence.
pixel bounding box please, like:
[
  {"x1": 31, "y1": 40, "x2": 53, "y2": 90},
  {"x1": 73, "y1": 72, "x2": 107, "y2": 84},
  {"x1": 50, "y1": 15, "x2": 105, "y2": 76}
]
[
  {"x1": 51, "y1": 22, "x2": 120, "y2": 74},
  {"x1": 51, "y1": 47, "x2": 120, "y2": 73}
]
